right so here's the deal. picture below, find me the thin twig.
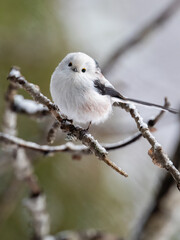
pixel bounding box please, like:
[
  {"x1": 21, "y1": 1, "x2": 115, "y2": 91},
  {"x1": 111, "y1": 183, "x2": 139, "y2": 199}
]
[
  {"x1": 103, "y1": 0, "x2": 180, "y2": 73},
  {"x1": 0, "y1": 132, "x2": 88, "y2": 154}
]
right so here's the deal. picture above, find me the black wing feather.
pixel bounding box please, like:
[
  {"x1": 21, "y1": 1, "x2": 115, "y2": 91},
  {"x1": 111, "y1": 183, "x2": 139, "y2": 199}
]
[{"x1": 94, "y1": 79, "x2": 125, "y2": 99}]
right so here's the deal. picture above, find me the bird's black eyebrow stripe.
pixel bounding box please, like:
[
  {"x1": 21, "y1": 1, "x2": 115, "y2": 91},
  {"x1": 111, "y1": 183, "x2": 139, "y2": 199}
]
[{"x1": 94, "y1": 79, "x2": 124, "y2": 99}]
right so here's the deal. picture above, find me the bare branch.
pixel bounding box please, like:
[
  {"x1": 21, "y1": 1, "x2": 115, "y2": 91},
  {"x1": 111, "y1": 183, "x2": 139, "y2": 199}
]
[
  {"x1": 0, "y1": 132, "x2": 88, "y2": 154},
  {"x1": 107, "y1": 98, "x2": 169, "y2": 150},
  {"x1": 7, "y1": 67, "x2": 128, "y2": 177},
  {"x1": 103, "y1": 0, "x2": 180, "y2": 73},
  {"x1": 114, "y1": 101, "x2": 180, "y2": 190},
  {"x1": 4, "y1": 67, "x2": 170, "y2": 179},
  {"x1": 0, "y1": 133, "x2": 152, "y2": 155},
  {"x1": 7, "y1": 67, "x2": 179, "y2": 183}
]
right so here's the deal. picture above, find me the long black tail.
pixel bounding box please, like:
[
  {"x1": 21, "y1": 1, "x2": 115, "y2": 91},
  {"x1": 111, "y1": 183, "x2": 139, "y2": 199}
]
[{"x1": 124, "y1": 97, "x2": 178, "y2": 114}]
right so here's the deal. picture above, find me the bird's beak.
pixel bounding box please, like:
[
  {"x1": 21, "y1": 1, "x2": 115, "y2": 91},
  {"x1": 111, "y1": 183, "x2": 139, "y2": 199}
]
[{"x1": 72, "y1": 67, "x2": 78, "y2": 72}]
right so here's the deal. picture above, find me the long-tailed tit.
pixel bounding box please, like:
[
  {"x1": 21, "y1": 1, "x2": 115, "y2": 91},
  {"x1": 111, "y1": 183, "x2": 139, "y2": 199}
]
[{"x1": 50, "y1": 52, "x2": 178, "y2": 125}]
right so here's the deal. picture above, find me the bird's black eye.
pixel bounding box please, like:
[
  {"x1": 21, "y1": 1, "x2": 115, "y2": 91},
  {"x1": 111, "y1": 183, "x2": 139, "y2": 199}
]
[
  {"x1": 82, "y1": 68, "x2": 86, "y2": 73},
  {"x1": 68, "y1": 62, "x2": 72, "y2": 67}
]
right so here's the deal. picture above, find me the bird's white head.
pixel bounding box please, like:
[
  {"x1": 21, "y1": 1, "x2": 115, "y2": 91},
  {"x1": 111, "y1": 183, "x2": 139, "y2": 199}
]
[{"x1": 57, "y1": 52, "x2": 100, "y2": 78}]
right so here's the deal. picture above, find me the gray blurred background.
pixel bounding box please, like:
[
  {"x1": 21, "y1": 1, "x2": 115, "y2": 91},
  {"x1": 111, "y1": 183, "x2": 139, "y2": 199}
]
[{"x1": 0, "y1": 0, "x2": 180, "y2": 239}]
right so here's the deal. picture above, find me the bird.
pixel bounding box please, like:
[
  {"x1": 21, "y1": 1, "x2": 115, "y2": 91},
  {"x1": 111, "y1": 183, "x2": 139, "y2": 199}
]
[{"x1": 50, "y1": 52, "x2": 178, "y2": 126}]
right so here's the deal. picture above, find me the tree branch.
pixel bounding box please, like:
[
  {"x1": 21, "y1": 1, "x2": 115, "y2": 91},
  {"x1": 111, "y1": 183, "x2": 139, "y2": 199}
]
[
  {"x1": 114, "y1": 101, "x2": 180, "y2": 190},
  {"x1": 7, "y1": 67, "x2": 128, "y2": 177},
  {"x1": 106, "y1": 97, "x2": 169, "y2": 150},
  {"x1": 7, "y1": 67, "x2": 180, "y2": 186}
]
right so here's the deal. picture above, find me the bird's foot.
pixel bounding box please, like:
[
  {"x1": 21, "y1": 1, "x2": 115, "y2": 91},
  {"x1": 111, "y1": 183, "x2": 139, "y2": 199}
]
[{"x1": 61, "y1": 117, "x2": 73, "y2": 125}]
